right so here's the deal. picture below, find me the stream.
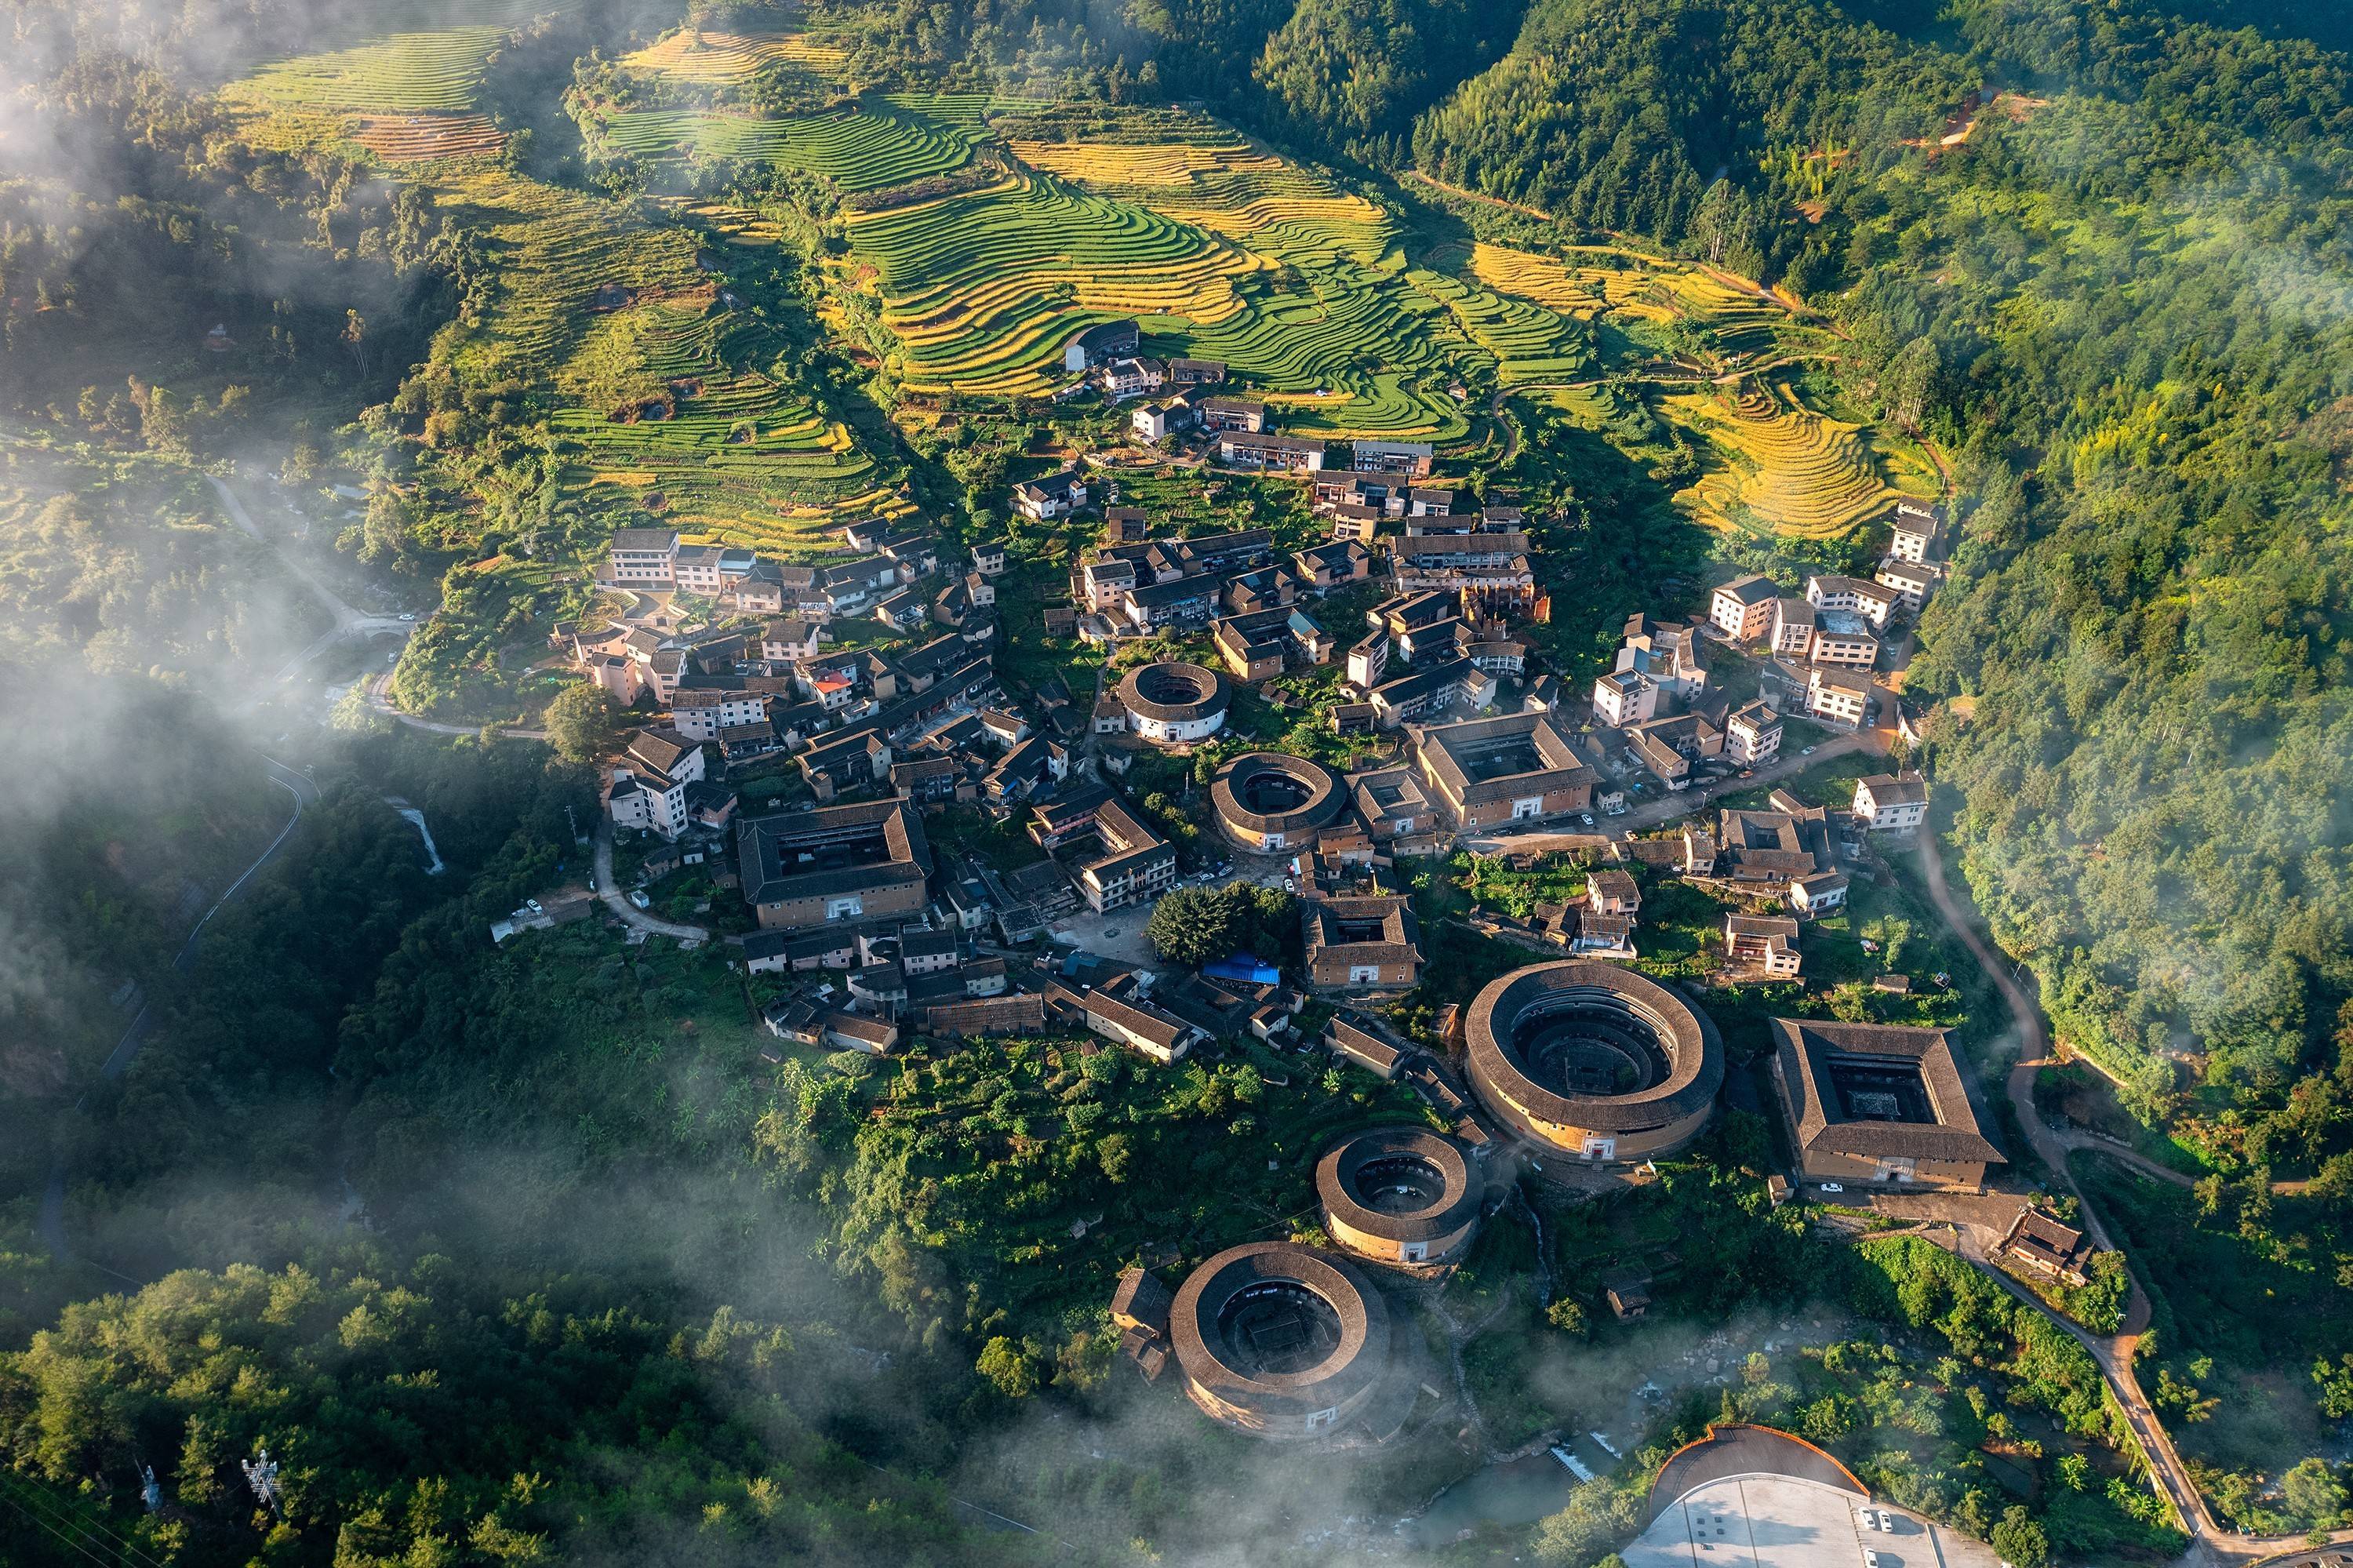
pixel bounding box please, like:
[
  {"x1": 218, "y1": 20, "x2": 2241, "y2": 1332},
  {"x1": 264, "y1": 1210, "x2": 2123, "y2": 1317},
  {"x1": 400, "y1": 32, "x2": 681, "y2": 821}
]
[{"x1": 386, "y1": 797, "x2": 446, "y2": 874}]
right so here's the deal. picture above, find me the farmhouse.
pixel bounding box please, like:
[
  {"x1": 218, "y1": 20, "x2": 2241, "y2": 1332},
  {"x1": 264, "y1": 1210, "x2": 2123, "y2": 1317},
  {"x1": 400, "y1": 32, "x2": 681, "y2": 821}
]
[
  {"x1": 1291, "y1": 540, "x2": 1372, "y2": 592},
  {"x1": 1064, "y1": 318, "x2": 1140, "y2": 372},
  {"x1": 736, "y1": 799, "x2": 933, "y2": 933},
  {"x1": 1724, "y1": 700, "x2": 1782, "y2": 766},
  {"x1": 1082, "y1": 986, "x2": 1201, "y2": 1063},
  {"x1": 1805, "y1": 665, "x2": 1873, "y2": 729},
  {"x1": 1413, "y1": 711, "x2": 1595, "y2": 828},
  {"x1": 1708, "y1": 573, "x2": 1780, "y2": 642},
  {"x1": 1351, "y1": 438, "x2": 1435, "y2": 477},
  {"x1": 1769, "y1": 1019, "x2": 2004, "y2": 1191},
  {"x1": 1724, "y1": 914, "x2": 1803, "y2": 978},
  {"x1": 1853, "y1": 770, "x2": 1930, "y2": 830},
  {"x1": 1217, "y1": 431, "x2": 1327, "y2": 472},
  {"x1": 1013, "y1": 469, "x2": 1089, "y2": 520},
  {"x1": 1197, "y1": 395, "x2": 1267, "y2": 433},
  {"x1": 1213, "y1": 607, "x2": 1328, "y2": 681},
  {"x1": 1628, "y1": 711, "x2": 1723, "y2": 789},
  {"x1": 1131, "y1": 395, "x2": 1195, "y2": 442},
  {"x1": 1327, "y1": 1017, "x2": 1407, "y2": 1079}
]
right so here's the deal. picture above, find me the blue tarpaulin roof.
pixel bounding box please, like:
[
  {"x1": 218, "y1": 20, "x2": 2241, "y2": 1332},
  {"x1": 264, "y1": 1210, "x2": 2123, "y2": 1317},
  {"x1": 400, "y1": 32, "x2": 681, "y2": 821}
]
[{"x1": 1203, "y1": 954, "x2": 1280, "y2": 985}]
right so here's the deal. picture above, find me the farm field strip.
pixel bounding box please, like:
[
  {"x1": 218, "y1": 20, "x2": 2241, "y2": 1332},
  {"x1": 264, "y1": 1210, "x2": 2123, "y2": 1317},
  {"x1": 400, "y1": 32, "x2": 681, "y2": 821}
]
[{"x1": 616, "y1": 28, "x2": 849, "y2": 85}]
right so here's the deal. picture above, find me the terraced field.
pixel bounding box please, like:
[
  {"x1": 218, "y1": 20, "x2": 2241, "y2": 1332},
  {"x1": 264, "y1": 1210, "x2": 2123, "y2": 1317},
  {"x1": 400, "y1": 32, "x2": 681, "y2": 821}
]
[
  {"x1": 429, "y1": 171, "x2": 886, "y2": 552},
  {"x1": 617, "y1": 28, "x2": 849, "y2": 85},
  {"x1": 601, "y1": 103, "x2": 988, "y2": 191},
  {"x1": 1662, "y1": 383, "x2": 1904, "y2": 539},
  {"x1": 224, "y1": 25, "x2": 515, "y2": 114}
]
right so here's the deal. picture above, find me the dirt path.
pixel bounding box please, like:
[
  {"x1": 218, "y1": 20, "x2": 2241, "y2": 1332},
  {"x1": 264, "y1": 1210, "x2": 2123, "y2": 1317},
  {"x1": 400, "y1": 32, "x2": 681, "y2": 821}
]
[
  {"x1": 1404, "y1": 169, "x2": 1555, "y2": 223},
  {"x1": 367, "y1": 669, "x2": 551, "y2": 741}
]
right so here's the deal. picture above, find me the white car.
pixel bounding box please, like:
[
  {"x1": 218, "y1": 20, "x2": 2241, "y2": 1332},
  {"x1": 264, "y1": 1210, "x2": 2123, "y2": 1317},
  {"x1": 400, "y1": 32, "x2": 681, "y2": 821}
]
[
  {"x1": 398, "y1": 612, "x2": 416, "y2": 621},
  {"x1": 526, "y1": 898, "x2": 543, "y2": 914},
  {"x1": 1820, "y1": 1182, "x2": 1844, "y2": 1194},
  {"x1": 629, "y1": 891, "x2": 651, "y2": 909},
  {"x1": 1802, "y1": 746, "x2": 1816, "y2": 755}
]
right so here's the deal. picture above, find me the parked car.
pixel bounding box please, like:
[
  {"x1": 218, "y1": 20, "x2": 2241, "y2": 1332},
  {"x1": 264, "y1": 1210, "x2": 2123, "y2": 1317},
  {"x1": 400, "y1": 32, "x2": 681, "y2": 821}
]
[
  {"x1": 629, "y1": 890, "x2": 651, "y2": 909},
  {"x1": 526, "y1": 898, "x2": 543, "y2": 914},
  {"x1": 1819, "y1": 1182, "x2": 1843, "y2": 1194}
]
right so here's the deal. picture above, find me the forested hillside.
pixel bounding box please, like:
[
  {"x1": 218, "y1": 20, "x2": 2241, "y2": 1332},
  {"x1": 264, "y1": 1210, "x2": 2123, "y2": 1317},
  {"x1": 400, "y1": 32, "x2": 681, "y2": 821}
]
[{"x1": 1410, "y1": 0, "x2": 2353, "y2": 1169}]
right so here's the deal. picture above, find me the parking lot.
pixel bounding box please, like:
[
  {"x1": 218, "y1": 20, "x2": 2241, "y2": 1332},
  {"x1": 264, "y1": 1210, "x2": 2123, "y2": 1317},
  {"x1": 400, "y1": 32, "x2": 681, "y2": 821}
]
[{"x1": 1042, "y1": 846, "x2": 1300, "y2": 968}]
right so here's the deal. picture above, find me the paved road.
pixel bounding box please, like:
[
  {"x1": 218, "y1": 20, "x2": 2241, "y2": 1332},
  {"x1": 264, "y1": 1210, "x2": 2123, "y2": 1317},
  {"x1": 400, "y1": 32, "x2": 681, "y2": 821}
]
[
  {"x1": 593, "y1": 820, "x2": 709, "y2": 942},
  {"x1": 209, "y1": 471, "x2": 417, "y2": 691},
  {"x1": 38, "y1": 756, "x2": 318, "y2": 1263}
]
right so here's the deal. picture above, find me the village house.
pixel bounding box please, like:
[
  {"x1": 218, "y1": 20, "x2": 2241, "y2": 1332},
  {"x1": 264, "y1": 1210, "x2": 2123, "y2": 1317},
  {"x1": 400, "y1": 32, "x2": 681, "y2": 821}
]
[
  {"x1": 1806, "y1": 573, "x2": 1897, "y2": 628},
  {"x1": 1853, "y1": 770, "x2": 1930, "y2": 830},
  {"x1": 607, "y1": 527, "x2": 679, "y2": 587},
  {"x1": 1290, "y1": 540, "x2": 1372, "y2": 593},
  {"x1": 1080, "y1": 985, "x2": 1202, "y2": 1064},
  {"x1": 1351, "y1": 438, "x2": 1435, "y2": 477},
  {"x1": 1327, "y1": 1017, "x2": 1406, "y2": 1079},
  {"x1": 1071, "y1": 796, "x2": 1180, "y2": 913},
  {"x1": 1304, "y1": 896, "x2": 1424, "y2": 990},
  {"x1": 1998, "y1": 1206, "x2": 2097, "y2": 1286},
  {"x1": 1013, "y1": 469, "x2": 1089, "y2": 521},
  {"x1": 1724, "y1": 913, "x2": 1803, "y2": 977},
  {"x1": 1770, "y1": 596, "x2": 1817, "y2": 657},
  {"x1": 1708, "y1": 573, "x2": 1780, "y2": 642},
  {"x1": 1592, "y1": 668, "x2": 1656, "y2": 729},
  {"x1": 1213, "y1": 607, "x2": 1329, "y2": 681},
  {"x1": 1629, "y1": 711, "x2": 1723, "y2": 790},
  {"x1": 1217, "y1": 431, "x2": 1327, "y2": 472},
  {"x1": 1888, "y1": 502, "x2": 1940, "y2": 564},
  {"x1": 1615, "y1": 614, "x2": 1707, "y2": 702},
  {"x1": 1349, "y1": 765, "x2": 1438, "y2": 843},
  {"x1": 1586, "y1": 868, "x2": 1642, "y2": 920},
  {"x1": 1169, "y1": 357, "x2": 1227, "y2": 385},
  {"x1": 1196, "y1": 395, "x2": 1267, "y2": 434},
  {"x1": 1724, "y1": 700, "x2": 1782, "y2": 766},
  {"x1": 1369, "y1": 657, "x2": 1493, "y2": 729},
  {"x1": 1806, "y1": 664, "x2": 1874, "y2": 729},
  {"x1": 1130, "y1": 394, "x2": 1196, "y2": 442},
  {"x1": 605, "y1": 728, "x2": 705, "y2": 839},
  {"x1": 1097, "y1": 355, "x2": 1166, "y2": 399},
  {"x1": 1875, "y1": 556, "x2": 1939, "y2": 611},
  {"x1": 1806, "y1": 609, "x2": 1880, "y2": 668},
  {"x1": 1063, "y1": 318, "x2": 1140, "y2": 372}
]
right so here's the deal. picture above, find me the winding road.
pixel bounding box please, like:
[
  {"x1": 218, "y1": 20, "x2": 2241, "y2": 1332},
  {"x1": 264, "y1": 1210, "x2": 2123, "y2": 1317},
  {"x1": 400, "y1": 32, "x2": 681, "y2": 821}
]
[{"x1": 1910, "y1": 837, "x2": 2353, "y2": 1568}]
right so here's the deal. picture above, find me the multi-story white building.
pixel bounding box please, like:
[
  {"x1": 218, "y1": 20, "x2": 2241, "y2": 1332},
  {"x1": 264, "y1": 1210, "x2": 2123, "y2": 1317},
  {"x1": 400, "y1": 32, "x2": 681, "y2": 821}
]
[
  {"x1": 609, "y1": 527, "x2": 679, "y2": 587},
  {"x1": 1806, "y1": 665, "x2": 1872, "y2": 729},
  {"x1": 1725, "y1": 699, "x2": 1782, "y2": 766},
  {"x1": 1853, "y1": 770, "x2": 1930, "y2": 831},
  {"x1": 1592, "y1": 669, "x2": 1657, "y2": 728},
  {"x1": 606, "y1": 729, "x2": 705, "y2": 839},
  {"x1": 1889, "y1": 503, "x2": 1940, "y2": 564},
  {"x1": 1875, "y1": 557, "x2": 1939, "y2": 611},
  {"x1": 1806, "y1": 573, "x2": 1897, "y2": 629},
  {"x1": 1709, "y1": 573, "x2": 1780, "y2": 642}
]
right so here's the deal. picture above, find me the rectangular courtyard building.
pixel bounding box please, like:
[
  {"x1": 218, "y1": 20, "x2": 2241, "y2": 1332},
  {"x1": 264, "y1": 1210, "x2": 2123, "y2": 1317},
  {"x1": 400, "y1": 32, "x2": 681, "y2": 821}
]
[
  {"x1": 736, "y1": 799, "x2": 933, "y2": 932},
  {"x1": 1413, "y1": 711, "x2": 1596, "y2": 828},
  {"x1": 1768, "y1": 1019, "x2": 2004, "y2": 1191}
]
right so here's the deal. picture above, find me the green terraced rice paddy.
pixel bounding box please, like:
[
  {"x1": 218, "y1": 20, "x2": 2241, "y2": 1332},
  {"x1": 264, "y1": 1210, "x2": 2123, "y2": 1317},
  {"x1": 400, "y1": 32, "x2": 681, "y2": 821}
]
[
  {"x1": 226, "y1": 26, "x2": 515, "y2": 113},
  {"x1": 601, "y1": 104, "x2": 989, "y2": 192}
]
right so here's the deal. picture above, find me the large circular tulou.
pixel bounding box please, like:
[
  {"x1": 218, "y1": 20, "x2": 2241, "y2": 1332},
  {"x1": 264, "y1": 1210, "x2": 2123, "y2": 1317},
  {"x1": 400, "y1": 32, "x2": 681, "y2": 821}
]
[
  {"x1": 1210, "y1": 751, "x2": 1345, "y2": 850},
  {"x1": 1464, "y1": 960, "x2": 1724, "y2": 1162},
  {"x1": 1115, "y1": 660, "x2": 1231, "y2": 744},
  {"x1": 1167, "y1": 1241, "x2": 1392, "y2": 1439}
]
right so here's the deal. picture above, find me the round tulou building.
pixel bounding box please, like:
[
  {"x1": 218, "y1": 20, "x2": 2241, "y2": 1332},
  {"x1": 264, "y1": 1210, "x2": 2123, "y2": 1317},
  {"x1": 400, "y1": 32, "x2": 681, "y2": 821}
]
[
  {"x1": 1210, "y1": 751, "x2": 1345, "y2": 852},
  {"x1": 1464, "y1": 960, "x2": 1724, "y2": 1162},
  {"x1": 1115, "y1": 660, "x2": 1231, "y2": 745},
  {"x1": 1315, "y1": 1126, "x2": 1483, "y2": 1266},
  {"x1": 1168, "y1": 1241, "x2": 1392, "y2": 1439}
]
